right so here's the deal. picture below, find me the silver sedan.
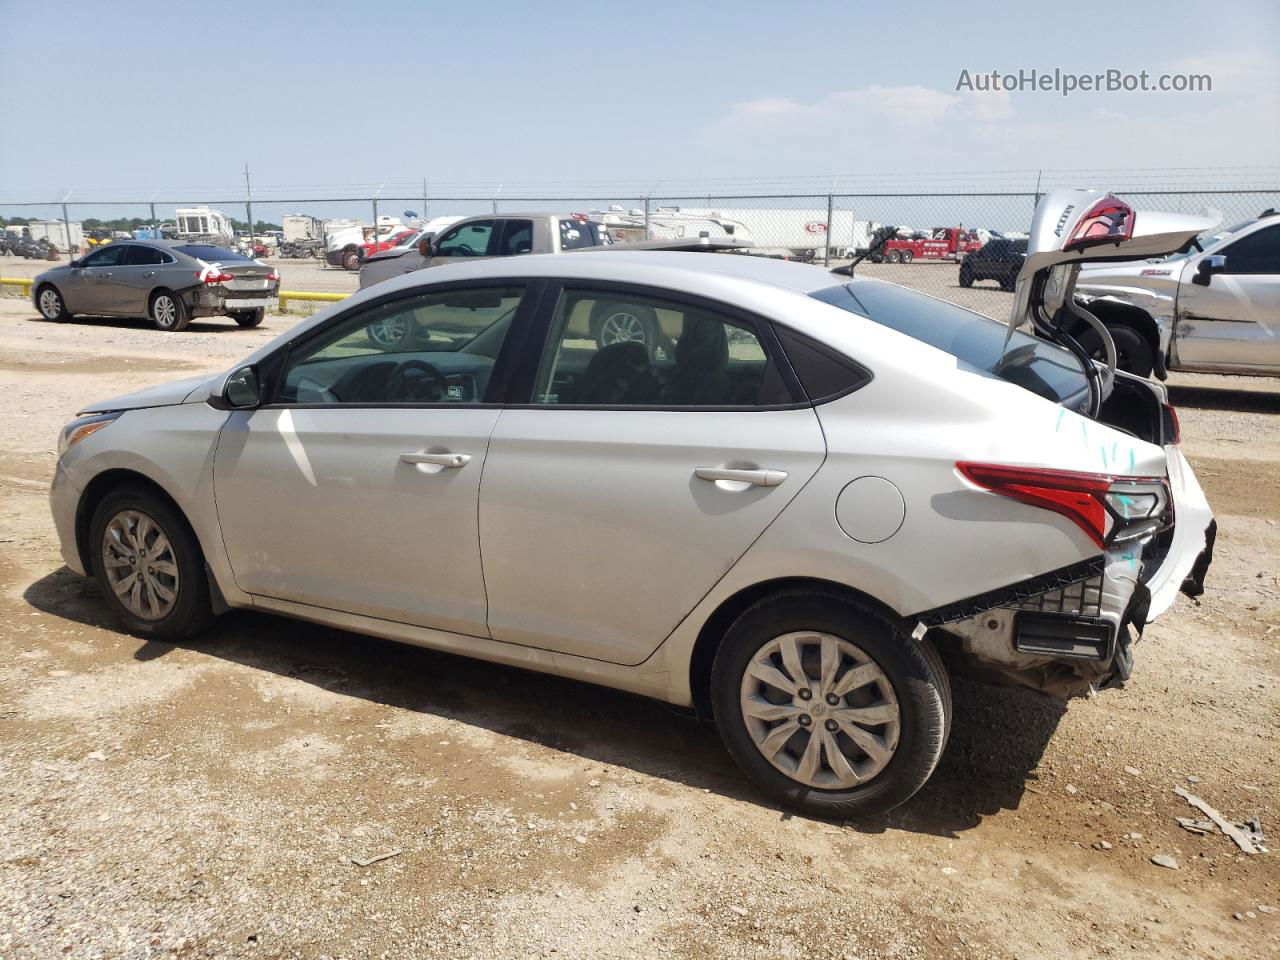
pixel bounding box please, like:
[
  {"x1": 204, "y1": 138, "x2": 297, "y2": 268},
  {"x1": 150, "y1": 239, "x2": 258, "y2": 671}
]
[{"x1": 32, "y1": 240, "x2": 279, "y2": 331}]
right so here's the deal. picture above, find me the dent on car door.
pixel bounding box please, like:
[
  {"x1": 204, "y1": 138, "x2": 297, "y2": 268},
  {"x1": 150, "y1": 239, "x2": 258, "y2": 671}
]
[
  {"x1": 1176, "y1": 224, "x2": 1280, "y2": 369},
  {"x1": 212, "y1": 283, "x2": 534, "y2": 635},
  {"x1": 478, "y1": 285, "x2": 827, "y2": 665}
]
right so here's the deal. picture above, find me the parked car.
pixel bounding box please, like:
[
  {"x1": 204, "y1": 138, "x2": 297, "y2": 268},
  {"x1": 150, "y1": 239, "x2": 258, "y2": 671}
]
[
  {"x1": 1070, "y1": 210, "x2": 1279, "y2": 378},
  {"x1": 958, "y1": 237, "x2": 1027, "y2": 291},
  {"x1": 49, "y1": 191, "x2": 1214, "y2": 817},
  {"x1": 32, "y1": 241, "x2": 280, "y2": 331}
]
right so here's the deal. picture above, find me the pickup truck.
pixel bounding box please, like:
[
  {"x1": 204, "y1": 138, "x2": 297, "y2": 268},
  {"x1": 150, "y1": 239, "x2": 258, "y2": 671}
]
[
  {"x1": 359, "y1": 212, "x2": 751, "y2": 350},
  {"x1": 1071, "y1": 210, "x2": 1279, "y2": 378}
]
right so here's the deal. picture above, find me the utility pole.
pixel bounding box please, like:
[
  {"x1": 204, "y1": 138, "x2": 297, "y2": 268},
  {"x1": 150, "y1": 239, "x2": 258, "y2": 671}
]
[{"x1": 244, "y1": 164, "x2": 255, "y2": 253}]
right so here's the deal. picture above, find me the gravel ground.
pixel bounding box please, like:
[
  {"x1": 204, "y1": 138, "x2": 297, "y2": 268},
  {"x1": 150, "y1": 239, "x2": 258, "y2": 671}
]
[{"x1": 0, "y1": 299, "x2": 1276, "y2": 960}]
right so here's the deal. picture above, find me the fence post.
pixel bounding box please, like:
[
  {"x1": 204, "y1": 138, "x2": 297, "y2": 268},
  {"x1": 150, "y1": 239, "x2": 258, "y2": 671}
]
[
  {"x1": 823, "y1": 193, "x2": 834, "y2": 267},
  {"x1": 61, "y1": 199, "x2": 73, "y2": 257},
  {"x1": 643, "y1": 196, "x2": 650, "y2": 240}
]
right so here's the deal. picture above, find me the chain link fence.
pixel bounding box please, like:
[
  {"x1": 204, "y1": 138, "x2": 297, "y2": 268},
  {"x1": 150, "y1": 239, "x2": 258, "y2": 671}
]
[{"x1": 3, "y1": 188, "x2": 1275, "y2": 317}]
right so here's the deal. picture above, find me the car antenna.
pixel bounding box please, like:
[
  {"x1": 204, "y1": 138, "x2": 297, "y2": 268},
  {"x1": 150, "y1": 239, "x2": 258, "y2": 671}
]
[{"x1": 831, "y1": 225, "x2": 898, "y2": 277}]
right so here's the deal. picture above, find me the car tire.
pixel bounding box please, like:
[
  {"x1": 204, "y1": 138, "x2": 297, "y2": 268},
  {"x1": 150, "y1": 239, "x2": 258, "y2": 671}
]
[
  {"x1": 590, "y1": 301, "x2": 659, "y2": 354},
  {"x1": 900, "y1": 249, "x2": 913, "y2": 264},
  {"x1": 886, "y1": 250, "x2": 902, "y2": 264},
  {"x1": 232, "y1": 308, "x2": 265, "y2": 328},
  {"x1": 36, "y1": 284, "x2": 71, "y2": 321},
  {"x1": 711, "y1": 590, "x2": 951, "y2": 819},
  {"x1": 958, "y1": 266, "x2": 973, "y2": 288},
  {"x1": 89, "y1": 485, "x2": 212, "y2": 641},
  {"x1": 149, "y1": 290, "x2": 190, "y2": 332},
  {"x1": 366, "y1": 313, "x2": 413, "y2": 349},
  {"x1": 342, "y1": 247, "x2": 360, "y2": 271},
  {"x1": 1079, "y1": 323, "x2": 1155, "y2": 379}
]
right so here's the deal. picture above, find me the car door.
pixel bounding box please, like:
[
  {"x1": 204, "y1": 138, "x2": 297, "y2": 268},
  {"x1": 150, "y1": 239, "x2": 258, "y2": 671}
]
[
  {"x1": 478, "y1": 282, "x2": 827, "y2": 665},
  {"x1": 212, "y1": 282, "x2": 537, "y2": 635},
  {"x1": 65, "y1": 243, "x2": 129, "y2": 313},
  {"x1": 116, "y1": 244, "x2": 172, "y2": 316},
  {"x1": 1176, "y1": 223, "x2": 1280, "y2": 370}
]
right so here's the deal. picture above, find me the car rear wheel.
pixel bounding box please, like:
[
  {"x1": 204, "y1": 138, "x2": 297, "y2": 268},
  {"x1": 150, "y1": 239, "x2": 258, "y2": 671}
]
[
  {"x1": 341, "y1": 247, "x2": 360, "y2": 271},
  {"x1": 232, "y1": 308, "x2": 265, "y2": 328},
  {"x1": 89, "y1": 486, "x2": 211, "y2": 640},
  {"x1": 712, "y1": 591, "x2": 950, "y2": 818},
  {"x1": 1079, "y1": 323, "x2": 1154, "y2": 379},
  {"x1": 590, "y1": 301, "x2": 659, "y2": 354},
  {"x1": 958, "y1": 265, "x2": 973, "y2": 287},
  {"x1": 900, "y1": 249, "x2": 913, "y2": 263},
  {"x1": 149, "y1": 291, "x2": 190, "y2": 332},
  {"x1": 886, "y1": 250, "x2": 902, "y2": 264},
  {"x1": 37, "y1": 284, "x2": 70, "y2": 321}
]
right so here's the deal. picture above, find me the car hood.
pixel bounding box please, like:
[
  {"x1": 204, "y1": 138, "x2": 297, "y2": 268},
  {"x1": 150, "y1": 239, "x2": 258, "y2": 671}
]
[
  {"x1": 78, "y1": 374, "x2": 217, "y2": 414},
  {"x1": 363, "y1": 244, "x2": 415, "y2": 265}
]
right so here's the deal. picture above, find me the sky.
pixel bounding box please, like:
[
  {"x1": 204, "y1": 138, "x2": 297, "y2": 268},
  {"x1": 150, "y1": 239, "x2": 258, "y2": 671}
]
[{"x1": 1, "y1": 0, "x2": 1277, "y2": 201}]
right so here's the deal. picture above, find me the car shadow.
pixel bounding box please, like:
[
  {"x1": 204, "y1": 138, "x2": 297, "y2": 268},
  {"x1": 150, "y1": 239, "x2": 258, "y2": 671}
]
[
  {"x1": 22, "y1": 566, "x2": 1063, "y2": 838},
  {"x1": 1165, "y1": 382, "x2": 1280, "y2": 414},
  {"x1": 23, "y1": 313, "x2": 242, "y2": 334}
]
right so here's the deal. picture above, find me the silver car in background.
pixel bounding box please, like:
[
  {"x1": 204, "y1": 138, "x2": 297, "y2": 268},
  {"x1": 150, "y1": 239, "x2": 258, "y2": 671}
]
[{"x1": 32, "y1": 240, "x2": 280, "y2": 332}]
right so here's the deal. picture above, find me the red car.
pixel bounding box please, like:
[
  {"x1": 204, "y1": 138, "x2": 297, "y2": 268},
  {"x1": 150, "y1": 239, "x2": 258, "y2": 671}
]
[{"x1": 358, "y1": 228, "x2": 417, "y2": 261}]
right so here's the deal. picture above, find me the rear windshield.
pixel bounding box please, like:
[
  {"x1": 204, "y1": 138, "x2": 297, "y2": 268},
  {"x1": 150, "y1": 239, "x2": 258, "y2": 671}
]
[
  {"x1": 174, "y1": 244, "x2": 251, "y2": 262},
  {"x1": 558, "y1": 219, "x2": 610, "y2": 250},
  {"x1": 811, "y1": 282, "x2": 1086, "y2": 405}
]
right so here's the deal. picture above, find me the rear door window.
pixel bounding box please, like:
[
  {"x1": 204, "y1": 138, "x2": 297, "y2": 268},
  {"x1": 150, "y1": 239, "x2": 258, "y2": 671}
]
[
  {"x1": 558, "y1": 219, "x2": 607, "y2": 250},
  {"x1": 497, "y1": 219, "x2": 534, "y2": 256},
  {"x1": 124, "y1": 245, "x2": 170, "y2": 266}
]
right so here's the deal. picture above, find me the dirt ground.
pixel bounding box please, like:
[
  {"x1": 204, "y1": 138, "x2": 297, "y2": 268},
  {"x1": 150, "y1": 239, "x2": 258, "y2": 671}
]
[{"x1": 0, "y1": 298, "x2": 1276, "y2": 960}]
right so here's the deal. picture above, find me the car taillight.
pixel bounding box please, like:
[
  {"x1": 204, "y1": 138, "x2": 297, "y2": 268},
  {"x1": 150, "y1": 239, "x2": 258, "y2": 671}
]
[
  {"x1": 956, "y1": 462, "x2": 1170, "y2": 548},
  {"x1": 267, "y1": 271, "x2": 280, "y2": 283},
  {"x1": 1161, "y1": 404, "x2": 1181, "y2": 445},
  {"x1": 1063, "y1": 195, "x2": 1135, "y2": 252},
  {"x1": 199, "y1": 271, "x2": 234, "y2": 285}
]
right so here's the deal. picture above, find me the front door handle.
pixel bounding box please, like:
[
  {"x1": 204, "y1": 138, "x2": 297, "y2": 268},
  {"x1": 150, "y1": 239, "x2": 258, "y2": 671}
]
[
  {"x1": 694, "y1": 467, "x2": 788, "y2": 487},
  {"x1": 401, "y1": 451, "x2": 471, "y2": 468}
]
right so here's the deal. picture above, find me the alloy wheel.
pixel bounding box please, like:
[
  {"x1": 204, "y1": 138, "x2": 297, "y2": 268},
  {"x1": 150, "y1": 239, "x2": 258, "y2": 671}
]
[
  {"x1": 368, "y1": 315, "x2": 409, "y2": 348},
  {"x1": 101, "y1": 509, "x2": 180, "y2": 621},
  {"x1": 153, "y1": 295, "x2": 177, "y2": 328},
  {"x1": 598, "y1": 311, "x2": 646, "y2": 345},
  {"x1": 739, "y1": 631, "x2": 901, "y2": 789},
  {"x1": 38, "y1": 288, "x2": 62, "y2": 319}
]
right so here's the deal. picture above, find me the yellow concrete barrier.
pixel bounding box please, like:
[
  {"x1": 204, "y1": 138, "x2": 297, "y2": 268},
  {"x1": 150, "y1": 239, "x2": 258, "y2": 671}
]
[
  {"x1": 278, "y1": 290, "x2": 348, "y2": 310},
  {"x1": 0, "y1": 277, "x2": 34, "y2": 296}
]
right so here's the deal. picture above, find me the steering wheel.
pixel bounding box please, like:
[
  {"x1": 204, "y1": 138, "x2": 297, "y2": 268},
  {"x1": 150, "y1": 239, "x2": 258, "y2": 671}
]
[
  {"x1": 451, "y1": 243, "x2": 475, "y2": 257},
  {"x1": 387, "y1": 359, "x2": 450, "y2": 402}
]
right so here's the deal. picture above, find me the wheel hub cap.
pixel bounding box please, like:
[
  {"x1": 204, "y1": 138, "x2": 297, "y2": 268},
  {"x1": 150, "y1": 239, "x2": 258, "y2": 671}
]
[
  {"x1": 101, "y1": 510, "x2": 179, "y2": 620},
  {"x1": 739, "y1": 631, "x2": 901, "y2": 789}
]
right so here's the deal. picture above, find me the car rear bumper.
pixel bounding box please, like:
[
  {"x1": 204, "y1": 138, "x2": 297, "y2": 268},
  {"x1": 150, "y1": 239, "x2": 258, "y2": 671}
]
[{"x1": 187, "y1": 287, "x2": 279, "y2": 317}]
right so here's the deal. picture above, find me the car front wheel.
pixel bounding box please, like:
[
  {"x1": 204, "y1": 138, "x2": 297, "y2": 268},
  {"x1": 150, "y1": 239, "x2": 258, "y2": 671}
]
[
  {"x1": 712, "y1": 591, "x2": 950, "y2": 818},
  {"x1": 89, "y1": 486, "x2": 211, "y2": 640},
  {"x1": 37, "y1": 284, "x2": 70, "y2": 320}
]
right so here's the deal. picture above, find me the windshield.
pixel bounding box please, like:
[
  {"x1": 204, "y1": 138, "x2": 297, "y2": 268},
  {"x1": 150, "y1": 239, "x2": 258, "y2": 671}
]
[
  {"x1": 175, "y1": 244, "x2": 252, "y2": 262},
  {"x1": 1161, "y1": 220, "x2": 1251, "y2": 261},
  {"x1": 811, "y1": 282, "x2": 1087, "y2": 405}
]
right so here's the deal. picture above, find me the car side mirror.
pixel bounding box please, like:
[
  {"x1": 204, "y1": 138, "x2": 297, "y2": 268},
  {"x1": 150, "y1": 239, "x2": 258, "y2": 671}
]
[
  {"x1": 417, "y1": 236, "x2": 436, "y2": 258},
  {"x1": 1193, "y1": 255, "x2": 1226, "y2": 286},
  {"x1": 215, "y1": 365, "x2": 261, "y2": 409}
]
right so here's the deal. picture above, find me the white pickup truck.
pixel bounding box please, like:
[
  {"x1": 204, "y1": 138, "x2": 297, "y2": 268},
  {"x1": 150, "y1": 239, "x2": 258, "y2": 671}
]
[{"x1": 1071, "y1": 210, "x2": 1279, "y2": 378}]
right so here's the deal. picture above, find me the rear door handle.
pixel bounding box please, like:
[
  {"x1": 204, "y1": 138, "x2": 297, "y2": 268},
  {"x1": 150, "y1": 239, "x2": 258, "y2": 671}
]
[
  {"x1": 694, "y1": 467, "x2": 788, "y2": 487},
  {"x1": 401, "y1": 451, "x2": 471, "y2": 468},
  {"x1": 142, "y1": 271, "x2": 156, "y2": 278}
]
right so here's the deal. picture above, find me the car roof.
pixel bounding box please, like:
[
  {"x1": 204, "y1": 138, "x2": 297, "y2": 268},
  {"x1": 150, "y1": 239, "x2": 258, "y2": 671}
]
[{"x1": 400, "y1": 249, "x2": 851, "y2": 295}]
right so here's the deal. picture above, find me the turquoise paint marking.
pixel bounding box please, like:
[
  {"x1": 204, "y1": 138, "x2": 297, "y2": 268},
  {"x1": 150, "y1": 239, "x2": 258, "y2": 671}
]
[
  {"x1": 1055, "y1": 408, "x2": 1066, "y2": 432},
  {"x1": 1129, "y1": 448, "x2": 1136, "y2": 472}
]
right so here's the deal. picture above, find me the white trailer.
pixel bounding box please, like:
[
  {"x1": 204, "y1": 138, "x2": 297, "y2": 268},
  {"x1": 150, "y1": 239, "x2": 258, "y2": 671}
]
[
  {"x1": 666, "y1": 207, "x2": 880, "y2": 260},
  {"x1": 175, "y1": 207, "x2": 235, "y2": 246},
  {"x1": 23, "y1": 219, "x2": 84, "y2": 254}
]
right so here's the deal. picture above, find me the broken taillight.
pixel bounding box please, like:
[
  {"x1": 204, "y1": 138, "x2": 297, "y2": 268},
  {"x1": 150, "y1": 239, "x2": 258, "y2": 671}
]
[
  {"x1": 1063, "y1": 195, "x2": 1135, "y2": 253},
  {"x1": 956, "y1": 462, "x2": 1170, "y2": 548},
  {"x1": 1162, "y1": 404, "x2": 1181, "y2": 445}
]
